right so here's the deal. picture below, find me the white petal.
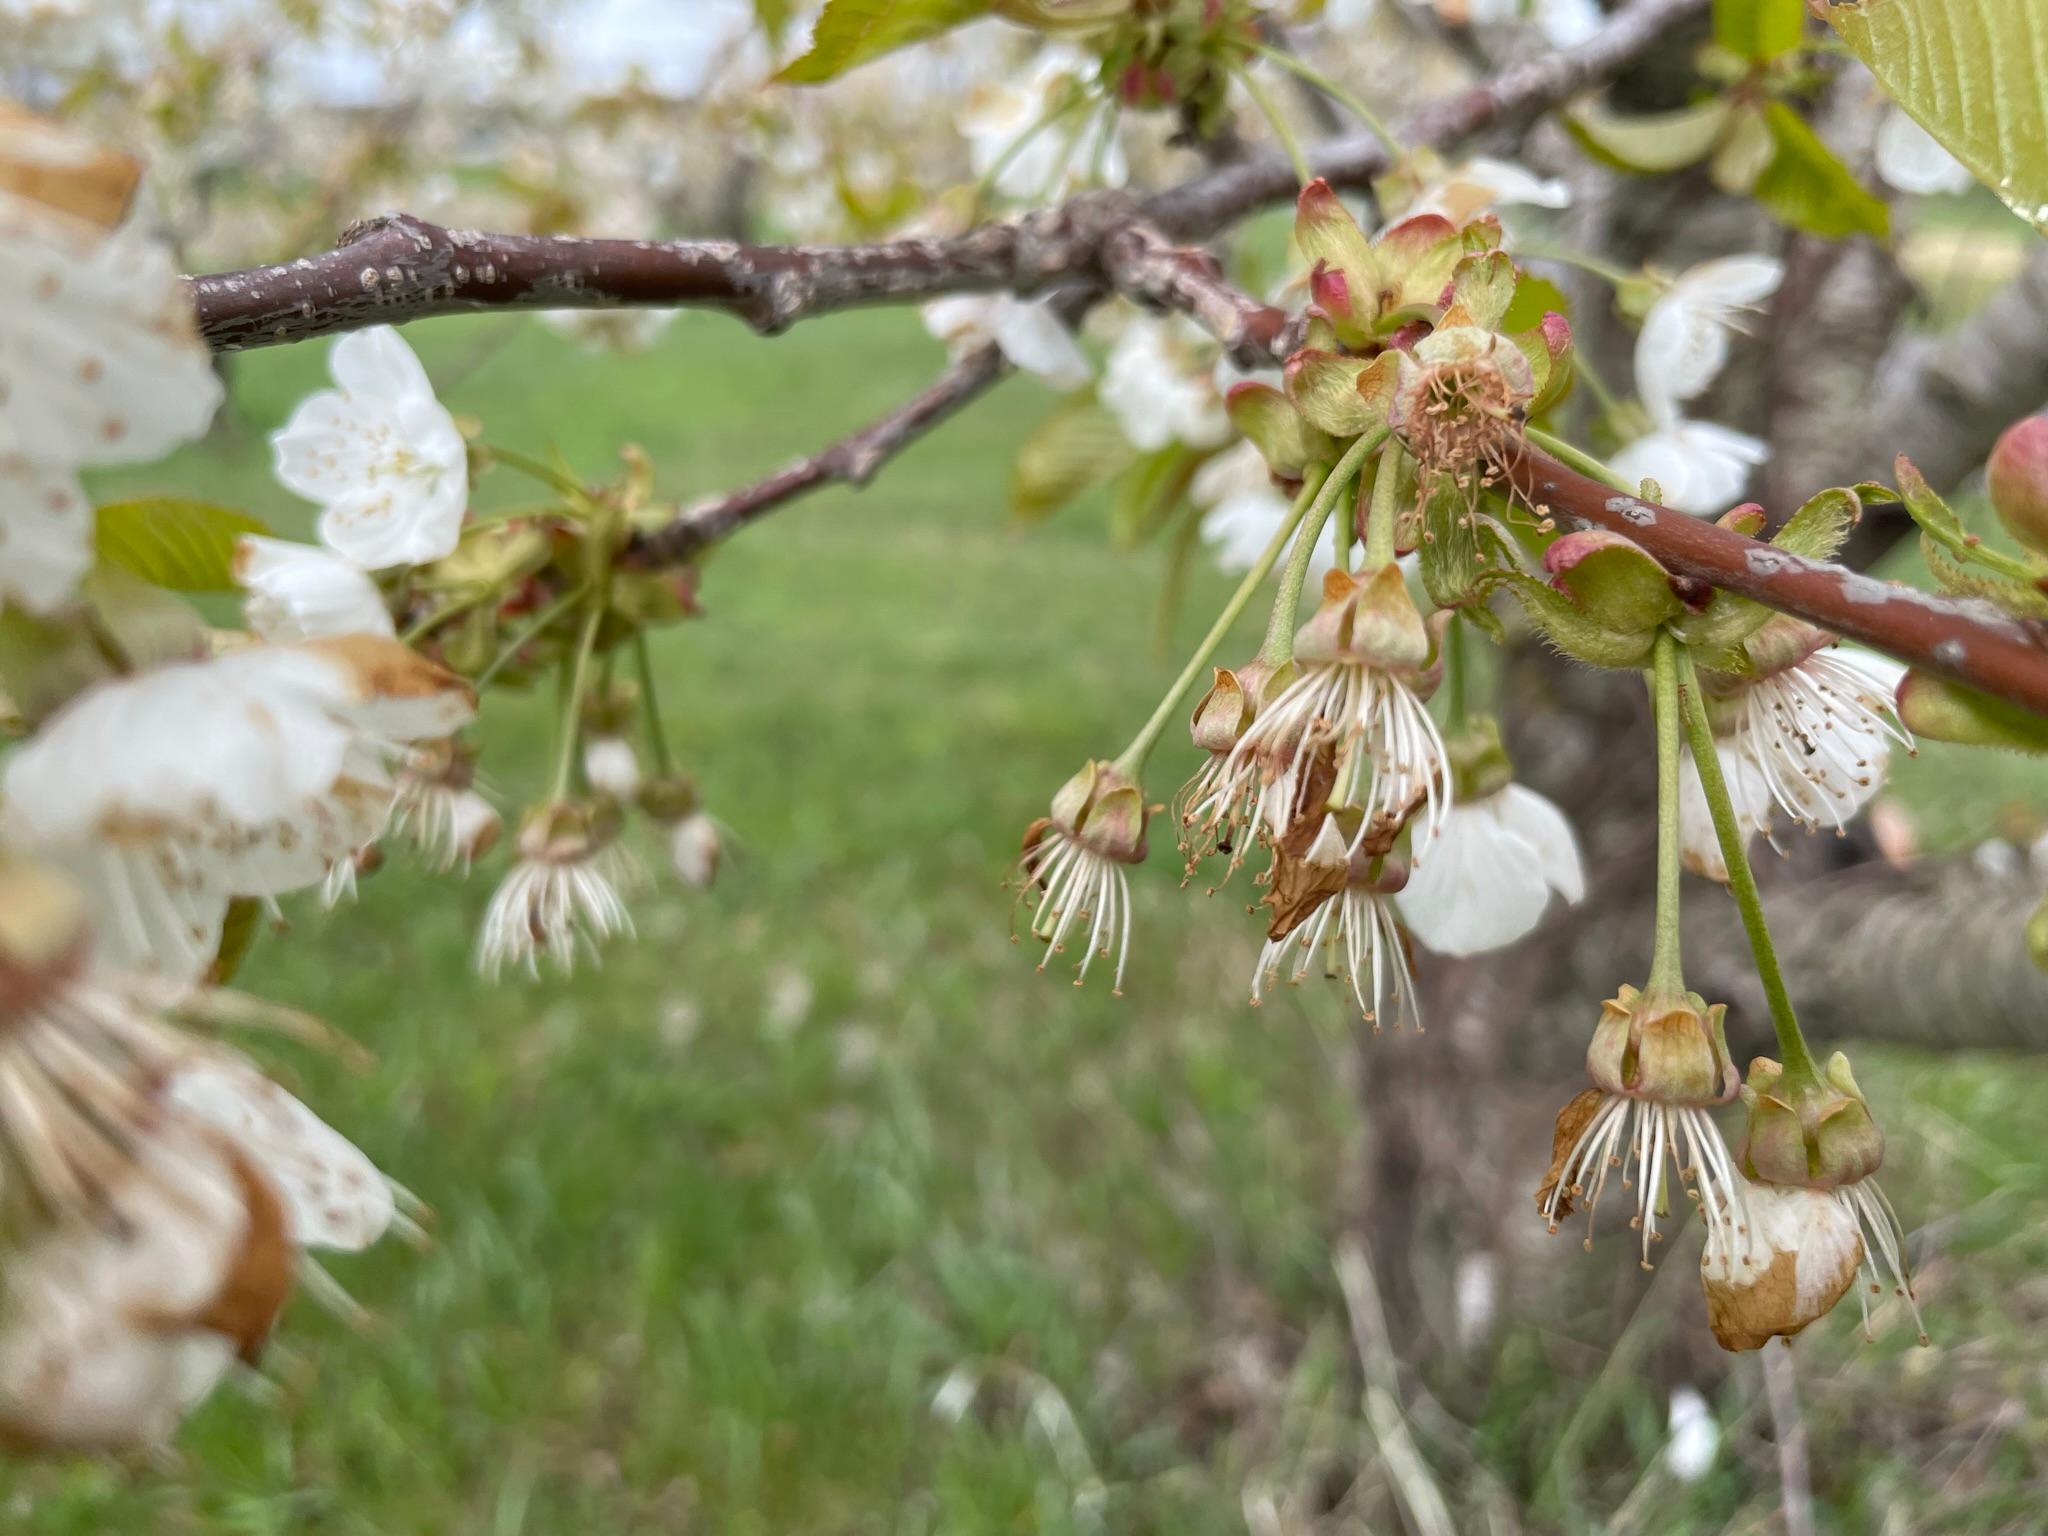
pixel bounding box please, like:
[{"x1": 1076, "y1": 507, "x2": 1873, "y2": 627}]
[
  {"x1": 0, "y1": 456, "x2": 91, "y2": 612},
  {"x1": 0, "y1": 214, "x2": 222, "y2": 473},
  {"x1": 987, "y1": 298, "x2": 1092, "y2": 390},
  {"x1": 235, "y1": 534, "x2": 394, "y2": 639},
  {"x1": 1678, "y1": 739, "x2": 1774, "y2": 882},
  {"x1": 1875, "y1": 107, "x2": 1975, "y2": 196},
  {"x1": 1609, "y1": 421, "x2": 1766, "y2": 515},
  {"x1": 166, "y1": 1056, "x2": 395, "y2": 1253},
  {"x1": 326, "y1": 325, "x2": 436, "y2": 404},
  {"x1": 1493, "y1": 782, "x2": 1586, "y2": 904},
  {"x1": 1635, "y1": 255, "x2": 1782, "y2": 418},
  {"x1": 1399, "y1": 798, "x2": 1554, "y2": 956}
]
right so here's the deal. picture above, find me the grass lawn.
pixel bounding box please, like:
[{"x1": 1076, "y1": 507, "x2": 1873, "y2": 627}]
[{"x1": 9, "y1": 309, "x2": 2048, "y2": 1533}]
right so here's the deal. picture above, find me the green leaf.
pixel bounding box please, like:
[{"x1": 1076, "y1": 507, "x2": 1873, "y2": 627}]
[
  {"x1": 778, "y1": 0, "x2": 992, "y2": 83},
  {"x1": 1417, "y1": 473, "x2": 1484, "y2": 610},
  {"x1": 1920, "y1": 535, "x2": 2048, "y2": 618},
  {"x1": 1715, "y1": 0, "x2": 1807, "y2": 60},
  {"x1": 1009, "y1": 397, "x2": 1131, "y2": 523},
  {"x1": 1822, "y1": 0, "x2": 2048, "y2": 229},
  {"x1": 1500, "y1": 273, "x2": 1570, "y2": 333},
  {"x1": 1564, "y1": 96, "x2": 1735, "y2": 175},
  {"x1": 1771, "y1": 486, "x2": 1861, "y2": 561},
  {"x1": 1108, "y1": 445, "x2": 1200, "y2": 547},
  {"x1": 0, "y1": 607, "x2": 113, "y2": 728},
  {"x1": 1752, "y1": 100, "x2": 1890, "y2": 239},
  {"x1": 754, "y1": 0, "x2": 795, "y2": 43},
  {"x1": 94, "y1": 497, "x2": 267, "y2": 592},
  {"x1": 84, "y1": 565, "x2": 210, "y2": 669}
]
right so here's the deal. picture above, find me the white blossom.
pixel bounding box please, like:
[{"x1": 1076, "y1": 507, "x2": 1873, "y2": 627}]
[
  {"x1": 669, "y1": 811, "x2": 721, "y2": 889},
  {"x1": 1400, "y1": 783, "x2": 1585, "y2": 955},
  {"x1": 271, "y1": 326, "x2": 469, "y2": 569},
  {"x1": 2, "y1": 637, "x2": 474, "y2": 981},
  {"x1": 1664, "y1": 1387, "x2": 1721, "y2": 1482},
  {"x1": 1405, "y1": 155, "x2": 1571, "y2": 223},
  {"x1": 1609, "y1": 419, "x2": 1769, "y2": 515},
  {"x1": 1193, "y1": 442, "x2": 1338, "y2": 578},
  {"x1": 1099, "y1": 316, "x2": 1231, "y2": 453},
  {"x1": 1874, "y1": 106, "x2": 1973, "y2": 197},
  {"x1": 0, "y1": 155, "x2": 222, "y2": 612},
  {"x1": 1635, "y1": 256, "x2": 1783, "y2": 425},
  {"x1": 234, "y1": 534, "x2": 395, "y2": 640},
  {"x1": 958, "y1": 43, "x2": 1124, "y2": 201},
  {"x1": 922, "y1": 294, "x2": 1091, "y2": 390},
  {"x1": 1613, "y1": 255, "x2": 1782, "y2": 515},
  {"x1": 1681, "y1": 645, "x2": 1910, "y2": 879}
]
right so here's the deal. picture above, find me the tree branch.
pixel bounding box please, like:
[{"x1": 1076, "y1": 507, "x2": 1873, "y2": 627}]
[
  {"x1": 625, "y1": 325, "x2": 1024, "y2": 566},
  {"x1": 184, "y1": 0, "x2": 1708, "y2": 353}
]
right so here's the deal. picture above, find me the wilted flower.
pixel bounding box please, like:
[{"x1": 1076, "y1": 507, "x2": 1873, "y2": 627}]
[
  {"x1": 390, "y1": 738, "x2": 500, "y2": 874},
  {"x1": 1699, "y1": 1179, "x2": 1861, "y2": 1352},
  {"x1": 0, "y1": 107, "x2": 222, "y2": 612},
  {"x1": 2, "y1": 637, "x2": 475, "y2": 981},
  {"x1": 1537, "y1": 985, "x2": 1744, "y2": 1269},
  {"x1": 1015, "y1": 759, "x2": 1151, "y2": 994},
  {"x1": 1400, "y1": 719, "x2": 1584, "y2": 956},
  {"x1": 0, "y1": 1120, "x2": 289, "y2": 1452},
  {"x1": 922, "y1": 294, "x2": 1091, "y2": 391},
  {"x1": 1681, "y1": 624, "x2": 1911, "y2": 878},
  {"x1": 235, "y1": 534, "x2": 395, "y2": 640},
  {"x1": 1251, "y1": 818, "x2": 1419, "y2": 1030},
  {"x1": 1225, "y1": 564, "x2": 1449, "y2": 857},
  {"x1": 1174, "y1": 660, "x2": 1295, "y2": 885},
  {"x1": 271, "y1": 326, "x2": 469, "y2": 569},
  {"x1": 1737, "y1": 1052, "x2": 1926, "y2": 1344},
  {"x1": 1098, "y1": 316, "x2": 1231, "y2": 451},
  {"x1": 1392, "y1": 323, "x2": 1537, "y2": 482},
  {"x1": 1611, "y1": 255, "x2": 1781, "y2": 515},
  {"x1": 477, "y1": 800, "x2": 635, "y2": 978}
]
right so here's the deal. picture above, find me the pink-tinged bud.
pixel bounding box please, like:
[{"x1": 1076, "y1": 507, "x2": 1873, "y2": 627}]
[
  {"x1": 1308, "y1": 262, "x2": 1356, "y2": 326},
  {"x1": 1986, "y1": 415, "x2": 2048, "y2": 555},
  {"x1": 1715, "y1": 502, "x2": 1767, "y2": 537}
]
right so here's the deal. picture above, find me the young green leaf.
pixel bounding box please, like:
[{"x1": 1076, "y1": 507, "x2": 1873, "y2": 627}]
[
  {"x1": 94, "y1": 498, "x2": 268, "y2": 592},
  {"x1": 1753, "y1": 101, "x2": 1890, "y2": 239},
  {"x1": 1009, "y1": 397, "x2": 1130, "y2": 522},
  {"x1": 1822, "y1": 0, "x2": 2048, "y2": 229},
  {"x1": 778, "y1": 0, "x2": 993, "y2": 84},
  {"x1": 1565, "y1": 96, "x2": 1735, "y2": 175},
  {"x1": 1714, "y1": 0, "x2": 1807, "y2": 61}
]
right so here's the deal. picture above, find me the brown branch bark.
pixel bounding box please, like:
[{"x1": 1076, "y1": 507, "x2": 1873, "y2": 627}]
[{"x1": 184, "y1": 0, "x2": 1708, "y2": 353}]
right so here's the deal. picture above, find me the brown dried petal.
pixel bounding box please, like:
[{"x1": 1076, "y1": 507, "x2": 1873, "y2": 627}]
[{"x1": 1534, "y1": 1089, "x2": 1605, "y2": 1221}]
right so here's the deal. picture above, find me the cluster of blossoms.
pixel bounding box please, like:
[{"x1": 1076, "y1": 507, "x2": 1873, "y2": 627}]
[
  {"x1": 1007, "y1": 170, "x2": 1933, "y2": 1354},
  {"x1": 0, "y1": 105, "x2": 737, "y2": 1449}
]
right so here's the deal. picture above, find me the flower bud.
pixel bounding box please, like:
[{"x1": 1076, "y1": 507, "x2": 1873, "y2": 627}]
[
  {"x1": 1987, "y1": 414, "x2": 2048, "y2": 555},
  {"x1": 1699, "y1": 1182, "x2": 1862, "y2": 1352},
  {"x1": 1737, "y1": 1052, "x2": 1886, "y2": 1191},
  {"x1": 1544, "y1": 530, "x2": 1683, "y2": 636},
  {"x1": 1585, "y1": 984, "x2": 1738, "y2": 1107}
]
